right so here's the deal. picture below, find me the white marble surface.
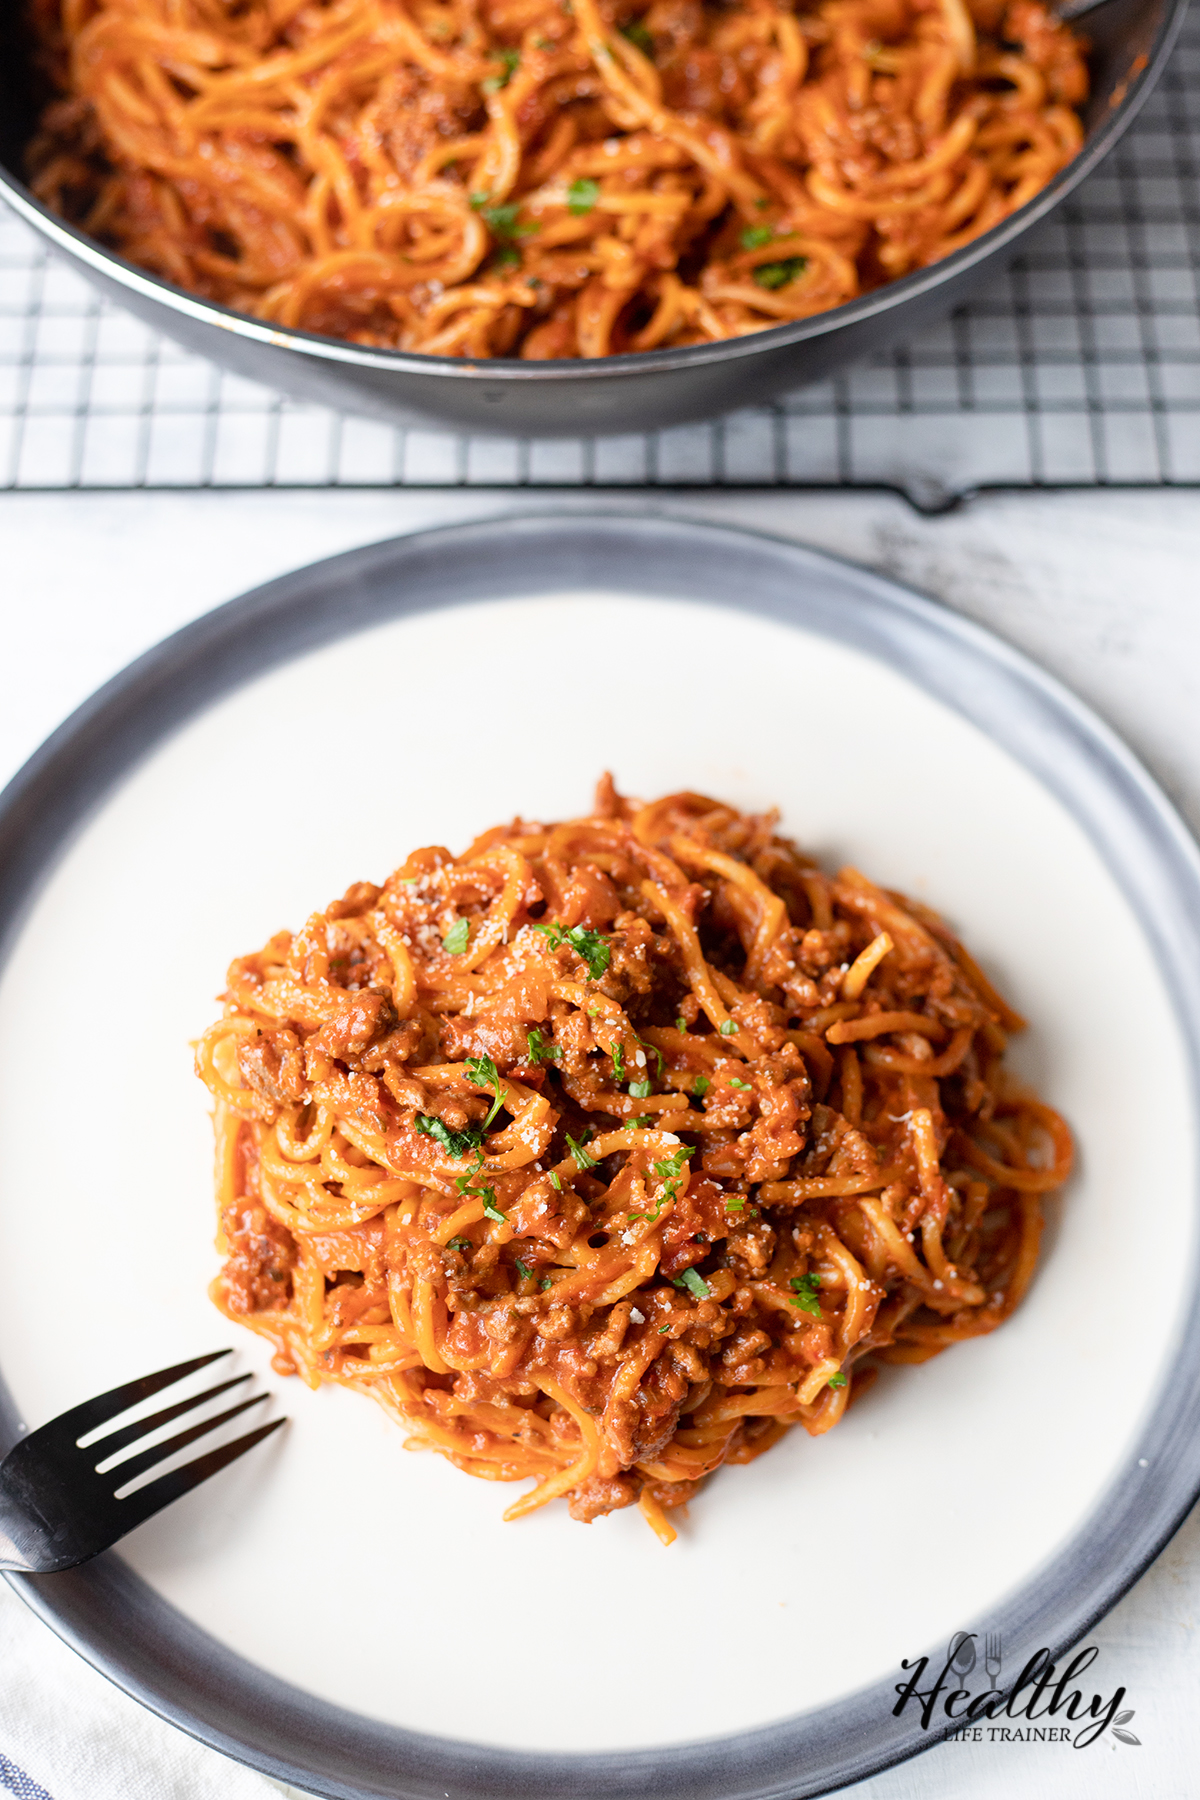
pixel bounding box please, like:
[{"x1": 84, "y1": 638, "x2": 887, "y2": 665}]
[{"x1": 3, "y1": 484, "x2": 1199, "y2": 1797}]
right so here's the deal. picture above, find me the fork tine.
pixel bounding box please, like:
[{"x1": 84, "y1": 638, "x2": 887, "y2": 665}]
[
  {"x1": 116, "y1": 1418, "x2": 286, "y2": 1531},
  {"x1": 108, "y1": 1394, "x2": 269, "y2": 1491},
  {"x1": 91, "y1": 1376, "x2": 253, "y2": 1463},
  {"x1": 44, "y1": 1351, "x2": 234, "y2": 1446}
]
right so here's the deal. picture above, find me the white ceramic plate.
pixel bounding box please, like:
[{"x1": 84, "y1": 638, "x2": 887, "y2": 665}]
[{"x1": 1, "y1": 515, "x2": 1199, "y2": 1799}]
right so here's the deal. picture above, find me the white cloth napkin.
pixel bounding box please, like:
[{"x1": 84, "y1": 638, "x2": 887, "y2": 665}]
[{"x1": 0, "y1": 1579, "x2": 299, "y2": 1800}]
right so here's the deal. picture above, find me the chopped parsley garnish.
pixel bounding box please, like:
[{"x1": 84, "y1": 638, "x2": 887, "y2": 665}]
[
  {"x1": 621, "y1": 18, "x2": 654, "y2": 54},
  {"x1": 693, "y1": 1075, "x2": 710, "y2": 1097},
  {"x1": 449, "y1": 1147, "x2": 504, "y2": 1221},
  {"x1": 526, "y1": 1026, "x2": 560, "y2": 1065},
  {"x1": 719, "y1": 1019, "x2": 738, "y2": 1036},
  {"x1": 490, "y1": 245, "x2": 522, "y2": 270},
  {"x1": 566, "y1": 1130, "x2": 597, "y2": 1171},
  {"x1": 478, "y1": 200, "x2": 537, "y2": 242},
  {"x1": 540, "y1": 1275, "x2": 554, "y2": 1291},
  {"x1": 636, "y1": 1033, "x2": 664, "y2": 1076},
  {"x1": 447, "y1": 1236, "x2": 472, "y2": 1253},
  {"x1": 469, "y1": 191, "x2": 490, "y2": 209},
  {"x1": 514, "y1": 1258, "x2": 532, "y2": 1279},
  {"x1": 610, "y1": 1041, "x2": 626, "y2": 1083},
  {"x1": 628, "y1": 1079, "x2": 651, "y2": 1099},
  {"x1": 753, "y1": 256, "x2": 807, "y2": 291},
  {"x1": 827, "y1": 1372, "x2": 848, "y2": 1389},
  {"x1": 442, "y1": 916, "x2": 469, "y2": 955},
  {"x1": 416, "y1": 1114, "x2": 484, "y2": 1158},
  {"x1": 789, "y1": 1272, "x2": 822, "y2": 1316},
  {"x1": 726, "y1": 1195, "x2": 746, "y2": 1212},
  {"x1": 729, "y1": 1076, "x2": 752, "y2": 1091},
  {"x1": 481, "y1": 46, "x2": 520, "y2": 91},
  {"x1": 550, "y1": 1171, "x2": 562, "y2": 1191},
  {"x1": 534, "y1": 920, "x2": 612, "y2": 980},
  {"x1": 630, "y1": 1145, "x2": 693, "y2": 1223},
  {"x1": 741, "y1": 224, "x2": 774, "y2": 250},
  {"x1": 479, "y1": 1188, "x2": 506, "y2": 1223},
  {"x1": 628, "y1": 1114, "x2": 651, "y2": 1128},
  {"x1": 655, "y1": 1146, "x2": 692, "y2": 1185},
  {"x1": 566, "y1": 177, "x2": 600, "y2": 215},
  {"x1": 673, "y1": 1267, "x2": 711, "y2": 1300},
  {"x1": 676, "y1": 1016, "x2": 688, "y2": 1032},
  {"x1": 454, "y1": 1150, "x2": 485, "y2": 1191},
  {"x1": 465, "y1": 1053, "x2": 507, "y2": 1128}
]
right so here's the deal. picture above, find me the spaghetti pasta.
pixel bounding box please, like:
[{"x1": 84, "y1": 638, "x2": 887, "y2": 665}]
[
  {"x1": 195, "y1": 780, "x2": 1072, "y2": 1535},
  {"x1": 26, "y1": 0, "x2": 1087, "y2": 358}
]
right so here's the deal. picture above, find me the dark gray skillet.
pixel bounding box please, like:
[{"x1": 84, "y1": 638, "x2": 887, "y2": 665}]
[
  {"x1": 2, "y1": 514, "x2": 1199, "y2": 1798},
  {"x1": 0, "y1": 0, "x2": 1188, "y2": 437}
]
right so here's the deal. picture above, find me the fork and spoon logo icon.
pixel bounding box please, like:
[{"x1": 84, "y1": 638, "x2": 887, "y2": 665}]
[{"x1": 948, "y1": 1629, "x2": 1003, "y2": 1695}]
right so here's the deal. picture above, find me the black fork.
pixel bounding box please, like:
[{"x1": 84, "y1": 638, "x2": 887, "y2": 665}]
[{"x1": 0, "y1": 1352, "x2": 284, "y2": 1573}]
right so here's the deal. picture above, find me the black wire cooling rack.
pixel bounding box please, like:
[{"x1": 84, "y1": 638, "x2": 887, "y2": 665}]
[{"x1": 2, "y1": 11, "x2": 1198, "y2": 510}]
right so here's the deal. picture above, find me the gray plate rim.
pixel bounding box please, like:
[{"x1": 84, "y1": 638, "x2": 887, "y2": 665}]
[{"x1": 2, "y1": 512, "x2": 1199, "y2": 1800}]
